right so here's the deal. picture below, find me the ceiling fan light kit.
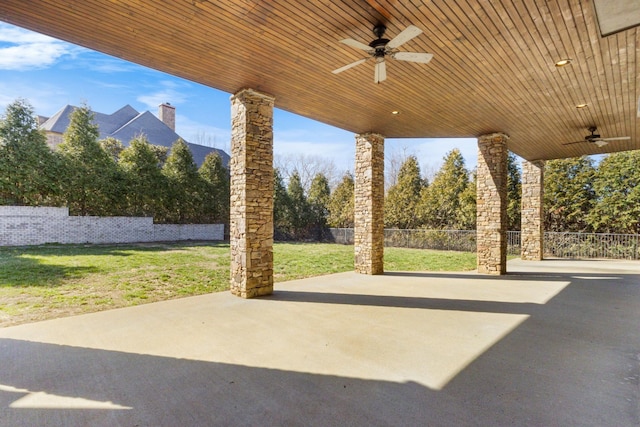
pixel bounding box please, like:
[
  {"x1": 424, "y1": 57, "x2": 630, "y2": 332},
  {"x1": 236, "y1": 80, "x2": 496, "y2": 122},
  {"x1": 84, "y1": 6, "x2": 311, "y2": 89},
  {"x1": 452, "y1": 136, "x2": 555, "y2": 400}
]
[{"x1": 332, "y1": 24, "x2": 434, "y2": 84}]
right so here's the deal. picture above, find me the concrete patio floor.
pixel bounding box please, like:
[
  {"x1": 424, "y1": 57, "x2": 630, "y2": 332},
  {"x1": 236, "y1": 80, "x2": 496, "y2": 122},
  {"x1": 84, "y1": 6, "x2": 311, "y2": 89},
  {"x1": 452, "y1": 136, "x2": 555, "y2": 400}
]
[{"x1": 1, "y1": 259, "x2": 639, "y2": 426}]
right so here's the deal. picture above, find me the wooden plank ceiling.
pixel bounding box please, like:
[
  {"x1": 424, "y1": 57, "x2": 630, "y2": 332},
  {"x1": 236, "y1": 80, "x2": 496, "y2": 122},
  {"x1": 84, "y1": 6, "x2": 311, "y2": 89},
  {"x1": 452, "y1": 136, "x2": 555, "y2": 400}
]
[{"x1": 0, "y1": 0, "x2": 638, "y2": 161}]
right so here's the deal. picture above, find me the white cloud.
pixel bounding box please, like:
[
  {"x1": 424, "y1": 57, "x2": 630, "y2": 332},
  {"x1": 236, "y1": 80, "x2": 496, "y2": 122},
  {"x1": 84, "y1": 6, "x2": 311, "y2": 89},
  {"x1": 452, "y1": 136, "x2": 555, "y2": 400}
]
[
  {"x1": 137, "y1": 81, "x2": 190, "y2": 110},
  {"x1": 0, "y1": 24, "x2": 78, "y2": 70}
]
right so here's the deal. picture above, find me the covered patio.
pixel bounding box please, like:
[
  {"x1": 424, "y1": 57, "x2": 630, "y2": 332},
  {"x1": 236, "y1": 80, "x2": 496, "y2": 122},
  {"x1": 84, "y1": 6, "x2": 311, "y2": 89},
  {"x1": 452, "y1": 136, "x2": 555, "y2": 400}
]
[
  {"x1": 1, "y1": 259, "x2": 639, "y2": 425},
  {"x1": 0, "y1": 2, "x2": 639, "y2": 424}
]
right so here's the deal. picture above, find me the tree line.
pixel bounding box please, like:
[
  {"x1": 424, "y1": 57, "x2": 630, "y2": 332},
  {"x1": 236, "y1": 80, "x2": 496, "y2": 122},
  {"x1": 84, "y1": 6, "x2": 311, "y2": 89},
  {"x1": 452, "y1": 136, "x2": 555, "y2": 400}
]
[
  {"x1": 1, "y1": 98, "x2": 638, "y2": 235},
  {"x1": 0, "y1": 99, "x2": 229, "y2": 224}
]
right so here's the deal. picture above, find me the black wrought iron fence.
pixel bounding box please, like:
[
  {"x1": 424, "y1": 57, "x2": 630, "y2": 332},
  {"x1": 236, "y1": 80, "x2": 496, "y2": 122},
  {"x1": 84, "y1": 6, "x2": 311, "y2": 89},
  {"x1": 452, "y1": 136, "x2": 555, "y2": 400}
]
[
  {"x1": 544, "y1": 232, "x2": 640, "y2": 260},
  {"x1": 326, "y1": 228, "x2": 640, "y2": 260}
]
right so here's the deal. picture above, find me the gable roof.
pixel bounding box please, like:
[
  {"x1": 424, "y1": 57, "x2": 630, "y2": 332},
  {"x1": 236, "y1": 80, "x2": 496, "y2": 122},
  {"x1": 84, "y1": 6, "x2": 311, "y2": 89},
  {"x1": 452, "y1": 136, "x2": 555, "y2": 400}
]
[{"x1": 40, "y1": 104, "x2": 229, "y2": 167}]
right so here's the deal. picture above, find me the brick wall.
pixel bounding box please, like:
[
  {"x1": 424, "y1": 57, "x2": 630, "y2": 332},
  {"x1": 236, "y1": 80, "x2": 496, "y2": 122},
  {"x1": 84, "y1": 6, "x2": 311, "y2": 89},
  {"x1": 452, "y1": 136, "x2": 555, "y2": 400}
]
[{"x1": 0, "y1": 207, "x2": 224, "y2": 246}]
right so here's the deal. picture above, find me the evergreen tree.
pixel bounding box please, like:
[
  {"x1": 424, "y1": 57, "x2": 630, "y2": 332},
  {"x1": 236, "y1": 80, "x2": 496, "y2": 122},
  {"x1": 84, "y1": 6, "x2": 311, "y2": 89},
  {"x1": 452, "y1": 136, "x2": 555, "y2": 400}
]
[
  {"x1": 119, "y1": 136, "x2": 167, "y2": 218},
  {"x1": 507, "y1": 152, "x2": 522, "y2": 231},
  {"x1": 457, "y1": 169, "x2": 477, "y2": 230},
  {"x1": 0, "y1": 99, "x2": 61, "y2": 205},
  {"x1": 418, "y1": 149, "x2": 470, "y2": 229},
  {"x1": 100, "y1": 137, "x2": 125, "y2": 162},
  {"x1": 162, "y1": 139, "x2": 201, "y2": 223},
  {"x1": 199, "y1": 152, "x2": 230, "y2": 224},
  {"x1": 274, "y1": 168, "x2": 293, "y2": 237},
  {"x1": 286, "y1": 171, "x2": 313, "y2": 238},
  {"x1": 588, "y1": 151, "x2": 640, "y2": 234},
  {"x1": 57, "y1": 103, "x2": 122, "y2": 215},
  {"x1": 384, "y1": 155, "x2": 424, "y2": 229},
  {"x1": 544, "y1": 156, "x2": 595, "y2": 232},
  {"x1": 308, "y1": 172, "x2": 331, "y2": 238},
  {"x1": 327, "y1": 172, "x2": 354, "y2": 228}
]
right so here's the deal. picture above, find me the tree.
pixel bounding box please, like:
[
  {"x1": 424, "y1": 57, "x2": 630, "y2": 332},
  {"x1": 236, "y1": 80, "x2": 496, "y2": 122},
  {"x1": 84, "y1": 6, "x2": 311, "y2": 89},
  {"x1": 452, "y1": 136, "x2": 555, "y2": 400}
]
[
  {"x1": 275, "y1": 153, "x2": 339, "y2": 192},
  {"x1": 100, "y1": 137, "x2": 125, "y2": 162},
  {"x1": 0, "y1": 98, "x2": 62, "y2": 205},
  {"x1": 457, "y1": 169, "x2": 477, "y2": 230},
  {"x1": 308, "y1": 173, "x2": 331, "y2": 237},
  {"x1": 327, "y1": 172, "x2": 354, "y2": 228},
  {"x1": 544, "y1": 156, "x2": 596, "y2": 232},
  {"x1": 119, "y1": 135, "x2": 167, "y2": 218},
  {"x1": 286, "y1": 171, "x2": 313, "y2": 238},
  {"x1": 384, "y1": 155, "x2": 425, "y2": 229},
  {"x1": 162, "y1": 138, "x2": 201, "y2": 223},
  {"x1": 418, "y1": 149, "x2": 470, "y2": 229},
  {"x1": 507, "y1": 152, "x2": 522, "y2": 231},
  {"x1": 588, "y1": 151, "x2": 640, "y2": 234},
  {"x1": 273, "y1": 168, "x2": 293, "y2": 237},
  {"x1": 199, "y1": 152, "x2": 230, "y2": 224},
  {"x1": 57, "y1": 103, "x2": 123, "y2": 215}
]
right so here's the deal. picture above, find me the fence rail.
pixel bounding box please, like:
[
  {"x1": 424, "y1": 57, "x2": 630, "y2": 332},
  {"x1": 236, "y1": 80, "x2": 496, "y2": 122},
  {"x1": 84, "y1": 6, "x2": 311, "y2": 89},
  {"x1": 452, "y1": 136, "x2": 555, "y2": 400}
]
[{"x1": 326, "y1": 228, "x2": 640, "y2": 260}]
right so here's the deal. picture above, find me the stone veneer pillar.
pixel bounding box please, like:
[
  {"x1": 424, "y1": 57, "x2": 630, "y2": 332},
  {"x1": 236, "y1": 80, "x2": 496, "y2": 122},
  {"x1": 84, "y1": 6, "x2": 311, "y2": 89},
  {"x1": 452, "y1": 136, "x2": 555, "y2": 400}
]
[
  {"x1": 477, "y1": 133, "x2": 508, "y2": 274},
  {"x1": 230, "y1": 89, "x2": 275, "y2": 298},
  {"x1": 521, "y1": 159, "x2": 545, "y2": 260},
  {"x1": 354, "y1": 132, "x2": 384, "y2": 275}
]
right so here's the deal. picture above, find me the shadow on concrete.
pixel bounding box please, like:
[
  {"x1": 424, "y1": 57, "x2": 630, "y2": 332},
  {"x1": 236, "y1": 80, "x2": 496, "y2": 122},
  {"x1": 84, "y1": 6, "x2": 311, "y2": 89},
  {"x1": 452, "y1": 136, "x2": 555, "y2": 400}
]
[
  {"x1": 269, "y1": 291, "x2": 543, "y2": 314},
  {"x1": 1, "y1": 261, "x2": 639, "y2": 426}
]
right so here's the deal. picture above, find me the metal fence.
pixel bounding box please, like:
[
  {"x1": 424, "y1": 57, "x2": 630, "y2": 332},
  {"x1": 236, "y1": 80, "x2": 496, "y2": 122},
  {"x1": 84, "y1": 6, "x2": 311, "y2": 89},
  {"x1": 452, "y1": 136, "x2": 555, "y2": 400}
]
[
  {"x1": 544, "y1": 232, "x2": 640, "y2": 260},
  {"x1": 326, "y1": 228, "x2": 640, "y2": 260}
]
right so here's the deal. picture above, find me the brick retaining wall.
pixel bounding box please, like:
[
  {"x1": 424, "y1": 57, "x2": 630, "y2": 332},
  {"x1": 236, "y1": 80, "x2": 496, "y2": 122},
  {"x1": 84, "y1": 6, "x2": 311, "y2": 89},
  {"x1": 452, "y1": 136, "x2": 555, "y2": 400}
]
[{"x1": 0, "y1": 206, "x2": 224, "y2": 246}]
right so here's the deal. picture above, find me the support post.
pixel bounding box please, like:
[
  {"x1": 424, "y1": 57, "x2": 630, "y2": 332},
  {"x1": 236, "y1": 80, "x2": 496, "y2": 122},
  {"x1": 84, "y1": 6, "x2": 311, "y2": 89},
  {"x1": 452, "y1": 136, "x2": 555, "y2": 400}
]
[
  {"x1": 354, "y1": 132, "x2": 384, "y2": 275},
  {"x1": 230, "y1": 89, "x2": 275, "y2": 297},
  {"x1": 477, "y1": 133, "x2": 508, "y2": 274},
  {"x1": 521, "y1": 159, "x2": 545, "y2": 260}
]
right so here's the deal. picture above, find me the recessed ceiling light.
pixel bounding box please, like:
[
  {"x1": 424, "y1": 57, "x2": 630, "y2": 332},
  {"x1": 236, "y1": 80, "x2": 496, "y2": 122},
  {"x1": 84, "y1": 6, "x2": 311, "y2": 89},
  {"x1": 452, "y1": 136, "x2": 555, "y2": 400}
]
[
  {"x1": 555, "y1": 59, "x2": 572, "y2": 67},
  {"x1": 391, "y1": 110, "x2": 400, "y2": 115},
  {"x1": 576, "y1": 103, "x2": 588, "y2": 108}
]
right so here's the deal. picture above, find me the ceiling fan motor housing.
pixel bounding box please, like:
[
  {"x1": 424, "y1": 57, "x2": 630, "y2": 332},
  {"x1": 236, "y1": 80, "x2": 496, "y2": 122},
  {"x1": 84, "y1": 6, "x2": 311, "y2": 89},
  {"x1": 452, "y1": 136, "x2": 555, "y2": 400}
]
[{"x1": 370, "y1": 24, "x2": 390, "y2": 57}]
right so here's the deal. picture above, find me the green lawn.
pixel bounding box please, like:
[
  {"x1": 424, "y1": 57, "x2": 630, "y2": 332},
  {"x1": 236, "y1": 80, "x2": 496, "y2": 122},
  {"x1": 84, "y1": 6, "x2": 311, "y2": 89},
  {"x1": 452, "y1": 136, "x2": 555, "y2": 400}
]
[{"x1": 0, "y1": 242, "x2": 477, "y2": 326}]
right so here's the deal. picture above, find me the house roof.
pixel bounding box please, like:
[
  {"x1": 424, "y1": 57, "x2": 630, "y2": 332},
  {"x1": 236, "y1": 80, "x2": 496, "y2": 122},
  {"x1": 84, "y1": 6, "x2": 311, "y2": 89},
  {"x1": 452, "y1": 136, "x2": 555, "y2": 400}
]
[
  {"x1": 40, "y1": 104, "x2": 230, "y2": 167},
  {"x1": 2, "y1": 1, "x2": 638, "y2": 161}
]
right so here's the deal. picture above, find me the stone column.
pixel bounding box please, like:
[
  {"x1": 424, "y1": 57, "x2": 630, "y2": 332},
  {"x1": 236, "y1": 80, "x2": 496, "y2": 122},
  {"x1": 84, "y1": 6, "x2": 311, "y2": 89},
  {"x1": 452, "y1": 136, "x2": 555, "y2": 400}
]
[
  {"x1": 477, "y1": 133, "x2": 508, "y2": 274},
  {"x1": 230, "y1": 89, "x2": 275, "y2": 298},
  {"x1": 354, "y1": 132, "x2": 384, "y2": 275},
  {"x1": 521, "y1": 159, "x2": 545, "y2": 260}
]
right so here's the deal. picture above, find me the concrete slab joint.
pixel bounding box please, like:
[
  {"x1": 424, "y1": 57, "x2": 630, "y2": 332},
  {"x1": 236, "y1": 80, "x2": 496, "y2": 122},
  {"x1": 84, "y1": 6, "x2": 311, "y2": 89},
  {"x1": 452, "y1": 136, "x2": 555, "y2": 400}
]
[
  {"x1": 521, "y1": 159, "x2": 545, "y2": 261},
  {"x1": 354, "y1": 132, "x2": 384, "y2": 275},
  {"x1": 230, "y1": 88, "x2": 275, "y2": 298},
  {"x1": 477, "y1": 133, "x2": 508, "y2": 275}
]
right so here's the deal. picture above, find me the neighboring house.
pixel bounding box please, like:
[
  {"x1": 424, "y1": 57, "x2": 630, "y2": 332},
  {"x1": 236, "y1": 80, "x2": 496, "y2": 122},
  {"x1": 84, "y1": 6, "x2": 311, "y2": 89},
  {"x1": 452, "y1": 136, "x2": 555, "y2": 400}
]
[{"x1": 39, "y1": 103, "x2": 229, "y2": 167}]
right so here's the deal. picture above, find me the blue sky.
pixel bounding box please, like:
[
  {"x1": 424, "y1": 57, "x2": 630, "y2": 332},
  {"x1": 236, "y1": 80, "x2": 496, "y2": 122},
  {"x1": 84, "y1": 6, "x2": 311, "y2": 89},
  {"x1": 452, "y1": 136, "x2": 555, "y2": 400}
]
[{"x1": 0, "y1": 22, "x2": 478, "y2": 176}]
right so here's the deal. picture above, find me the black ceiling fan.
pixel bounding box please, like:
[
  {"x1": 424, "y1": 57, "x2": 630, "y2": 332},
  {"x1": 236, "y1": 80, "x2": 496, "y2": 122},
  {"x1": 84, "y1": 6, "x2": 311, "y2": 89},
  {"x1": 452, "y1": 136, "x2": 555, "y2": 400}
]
[
  {"x1": 332, "y1": 24, "x2": 434, "y2": 84},
  {"x1": 563, "y1": 126, "x2": 630, "y2": 148}
]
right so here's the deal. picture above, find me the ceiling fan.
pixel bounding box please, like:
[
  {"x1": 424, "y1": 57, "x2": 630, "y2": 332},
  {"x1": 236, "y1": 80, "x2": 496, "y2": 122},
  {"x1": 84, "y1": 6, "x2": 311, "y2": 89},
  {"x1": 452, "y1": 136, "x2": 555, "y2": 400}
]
[
  {"x1": 563, "y1": 126, "x2": 630, "y2": 148},
  {"x1": 332, "y1": 24, "x2": 433, "y2": 84}
]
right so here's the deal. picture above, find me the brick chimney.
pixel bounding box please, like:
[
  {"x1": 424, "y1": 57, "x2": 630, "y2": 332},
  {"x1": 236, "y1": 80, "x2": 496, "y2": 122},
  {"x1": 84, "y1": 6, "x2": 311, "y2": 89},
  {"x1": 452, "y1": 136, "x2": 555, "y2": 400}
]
[{"x1": 158, "y1": 103, "x2": 176, "y2": 131}]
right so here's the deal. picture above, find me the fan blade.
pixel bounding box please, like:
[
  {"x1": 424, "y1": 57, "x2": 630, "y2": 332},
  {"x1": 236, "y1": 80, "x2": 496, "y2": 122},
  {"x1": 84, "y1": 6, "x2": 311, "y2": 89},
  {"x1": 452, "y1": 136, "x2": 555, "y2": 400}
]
[
  {"x1": 332, "y1": 58, "x2": 368, "y2": 74},
  {"x1": 340, "y1": 38, "x2": 373, "y2": 51},
  {"x1": 392, "y1": 51, "x2": 433, "y2": 64},
  {"x1": 374, "y1": 60, "x2": 387, "y2": 84},
  {"x1": 562, "y1": 141, "x2": 586, "y2": 146},
  {"x1": 601, "y1": 136, "x2": 630, "y2": 141},
  {"x1": 387, "y1": 25, "x2": 422, "y2": 49}
]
